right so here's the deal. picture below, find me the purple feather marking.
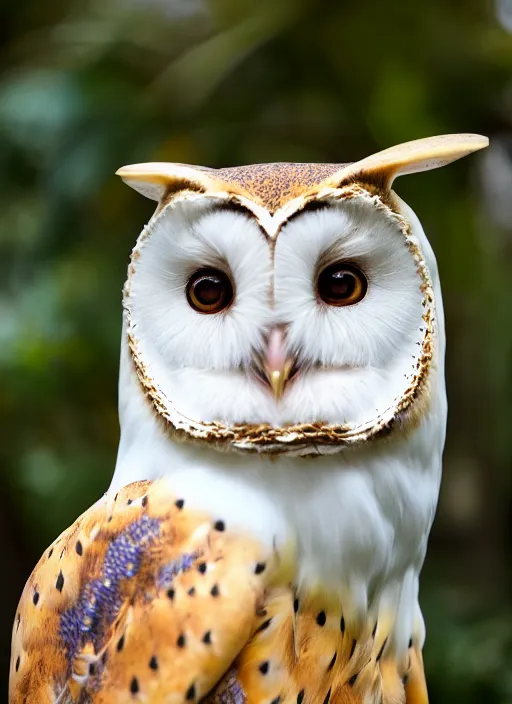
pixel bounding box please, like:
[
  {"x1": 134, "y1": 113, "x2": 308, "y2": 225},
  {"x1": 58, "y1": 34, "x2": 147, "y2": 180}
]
[
  {"x1": 157, "y1": 552, "x2": 197, "y2": 589},
  {"x1": 224, "y1": 678, "x2": 246, "y2": 704},
  {"x1": 211, "y1": 669, "x2": 247, "y2": 703},
  {"x1": 60, "y1": 515, "x2": 160, "y2": 660}
]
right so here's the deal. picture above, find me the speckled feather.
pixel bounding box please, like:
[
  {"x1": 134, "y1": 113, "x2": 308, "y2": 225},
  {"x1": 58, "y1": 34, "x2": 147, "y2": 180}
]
[
  {"x1": 212, "y1": 163, "x2": 345, "y2": 212},
  {"x1": 10, "y1": 481, "x2": 427, "y2": 704}
]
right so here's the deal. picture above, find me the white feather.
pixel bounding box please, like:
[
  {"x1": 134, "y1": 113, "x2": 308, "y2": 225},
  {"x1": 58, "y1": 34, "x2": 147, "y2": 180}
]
[{"x1": 112, "y1": 191, "x2": 447, "y2": 654}]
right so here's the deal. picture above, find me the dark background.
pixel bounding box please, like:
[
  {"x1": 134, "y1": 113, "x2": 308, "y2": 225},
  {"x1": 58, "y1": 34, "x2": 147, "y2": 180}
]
[{"x1": 1, "y1": 0, "x2": 511, "y2": 700}]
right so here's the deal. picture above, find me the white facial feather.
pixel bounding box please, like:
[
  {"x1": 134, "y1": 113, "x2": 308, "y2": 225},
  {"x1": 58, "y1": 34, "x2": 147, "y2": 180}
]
[
  {"x1": 129, "y1": 202, "x2": 273, "y2": 422},
  {"x1": 128, "y1": 195, "x2": 427, "y2": 428}
]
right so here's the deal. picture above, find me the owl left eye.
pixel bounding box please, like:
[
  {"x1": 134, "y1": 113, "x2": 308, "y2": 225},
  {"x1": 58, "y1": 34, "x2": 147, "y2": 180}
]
[
  {"x1": 186, "y1": 268, "x2": 234, "y2": 314},
  {"x1": 317, "y1": 262, "x2": 368, "y2": 306}
]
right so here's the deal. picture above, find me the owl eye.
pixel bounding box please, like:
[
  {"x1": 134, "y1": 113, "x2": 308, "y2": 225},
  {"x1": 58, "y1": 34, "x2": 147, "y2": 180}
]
[
  {"x1": 317, "y1": 262, "x2": 368, "y2": 306},
  {"x1": 186, "y1": 268, "x2": 234, "y2": 314}
]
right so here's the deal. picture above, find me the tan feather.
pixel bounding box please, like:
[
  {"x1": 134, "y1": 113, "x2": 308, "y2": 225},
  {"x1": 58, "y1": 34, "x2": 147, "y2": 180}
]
[
  {"x1": 10, "y1": 481, "x2": 427, "y2": 704},
  {"x1": 322, "y1": 133, "x2": 488, "y2": 191}
]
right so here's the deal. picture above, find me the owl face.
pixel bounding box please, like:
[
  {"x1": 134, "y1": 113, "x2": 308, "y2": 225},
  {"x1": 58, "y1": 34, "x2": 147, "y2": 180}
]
[{"x1": 120, "y1": 135, "x2": 487, "y2": 454}]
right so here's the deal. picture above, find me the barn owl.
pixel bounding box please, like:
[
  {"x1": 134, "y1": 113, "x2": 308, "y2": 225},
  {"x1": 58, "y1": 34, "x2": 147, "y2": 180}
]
[{"x1": 10, "y1": 134, "x2": 488, "y2": 704}]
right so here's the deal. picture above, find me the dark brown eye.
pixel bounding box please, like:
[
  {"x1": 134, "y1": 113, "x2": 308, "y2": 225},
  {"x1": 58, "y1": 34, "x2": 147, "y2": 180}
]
[
  {"x1": 317, "y1": 262, "x2": 367, "y2": 306},
  {"x1": 186, "y1": 268, "x2": 234, "y2": 314}
]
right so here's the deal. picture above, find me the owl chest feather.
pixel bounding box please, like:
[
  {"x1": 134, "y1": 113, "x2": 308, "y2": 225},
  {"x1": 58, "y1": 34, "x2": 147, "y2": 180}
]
[{"x1": 112, "y1": 389, "x2": 443, "y2": 655}]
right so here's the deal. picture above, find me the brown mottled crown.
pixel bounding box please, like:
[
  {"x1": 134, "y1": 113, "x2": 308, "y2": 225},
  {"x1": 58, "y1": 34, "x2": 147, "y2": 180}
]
[{"x1": 211, "y1": 163, "x2": 347, "y2": 212}]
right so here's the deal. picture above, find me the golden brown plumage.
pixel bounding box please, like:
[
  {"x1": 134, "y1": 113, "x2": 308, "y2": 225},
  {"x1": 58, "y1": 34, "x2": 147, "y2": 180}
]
[{"x1": 10, "y1": 480, "x2": 427, "y2": 704}]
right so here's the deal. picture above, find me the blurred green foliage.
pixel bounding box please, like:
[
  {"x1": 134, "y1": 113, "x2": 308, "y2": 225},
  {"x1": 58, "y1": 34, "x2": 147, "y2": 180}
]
[{"x1": 1, "y1": 0, "x2": 511, "y2": 700}]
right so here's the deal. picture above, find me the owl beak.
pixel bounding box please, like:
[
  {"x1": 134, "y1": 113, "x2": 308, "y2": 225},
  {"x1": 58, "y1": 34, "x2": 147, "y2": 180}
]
[{"x1": 263, "y1": 327, "x2": 294, "y2": 400}]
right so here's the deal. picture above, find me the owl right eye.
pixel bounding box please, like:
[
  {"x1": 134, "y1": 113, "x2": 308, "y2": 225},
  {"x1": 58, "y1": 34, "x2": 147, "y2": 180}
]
[
  {"x1": 317, "y1": 262, "x2": 368, "y2": 307},
  {"x1": 186, "y1": 268, "x2": 234, "y2": 314}
]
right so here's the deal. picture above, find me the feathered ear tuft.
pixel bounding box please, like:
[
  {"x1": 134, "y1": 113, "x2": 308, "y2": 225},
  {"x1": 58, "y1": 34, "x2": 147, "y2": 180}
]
[
  {"x1": 324, "y1": 134, "x2": 489, "y2": 191},
  {"x1": 115, "y1": 162, "x2": 224, "y2": 201}
]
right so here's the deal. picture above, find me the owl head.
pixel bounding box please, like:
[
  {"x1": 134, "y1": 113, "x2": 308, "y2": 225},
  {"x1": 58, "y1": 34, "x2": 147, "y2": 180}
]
[{"x1": 117, "y1": 134, "x2": 487, "y2": 455}]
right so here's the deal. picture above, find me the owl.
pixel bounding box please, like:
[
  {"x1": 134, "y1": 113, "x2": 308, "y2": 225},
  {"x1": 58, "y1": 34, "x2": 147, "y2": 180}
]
[{"x1": 10, "y1": 134, "x2": 488, "y2": 704}]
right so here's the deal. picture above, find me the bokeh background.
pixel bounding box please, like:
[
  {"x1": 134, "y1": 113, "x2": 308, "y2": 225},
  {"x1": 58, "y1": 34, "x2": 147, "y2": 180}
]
[{"x1": 1, "y1": 0, "x2": 511, "y2": 700}]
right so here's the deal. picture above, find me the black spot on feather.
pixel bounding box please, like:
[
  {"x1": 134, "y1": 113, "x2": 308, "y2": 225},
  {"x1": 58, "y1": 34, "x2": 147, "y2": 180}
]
[
  {"x1": 185, "y1": 683, "x2": 196, "y2": 701},
  {"x1": 327, "y1": 652, "x2": 337, "y2": 671},
  {"x1": 259, "y1": 661, "x2": 269, "y2": 675},
  {"x1": 376, "y1": 638, "x2": 388, "y2": 662},
  {"x1": 256, "y1": 618, "x2": 272, "y2": 633},
  {"x1": 316, "y1": 611, "x2": 326, "y2": 626},
  {"x1": 55, "y1": 571, "x2": 64, "y2": 592}
]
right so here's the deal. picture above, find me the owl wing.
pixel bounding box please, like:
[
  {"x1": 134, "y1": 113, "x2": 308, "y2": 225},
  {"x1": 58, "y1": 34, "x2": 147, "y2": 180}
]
[{"x1": 10, "y1": 480, "x2": 428, "y2": 704}]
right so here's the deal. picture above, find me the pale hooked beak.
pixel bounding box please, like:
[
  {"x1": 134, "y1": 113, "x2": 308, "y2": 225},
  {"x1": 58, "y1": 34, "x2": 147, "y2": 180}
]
[{"x1": 263, "y1": 327, "x2": 295, "y2": 400}]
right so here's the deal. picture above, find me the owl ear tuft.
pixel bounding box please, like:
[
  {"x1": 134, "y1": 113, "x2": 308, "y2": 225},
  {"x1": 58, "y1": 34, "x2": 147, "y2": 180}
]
[
  {"x1": 325, "y1": 134, "x2": 489, "y2": 191},
  {"x1": 115, "y1": 162, "x2": 220, "y2": 201}
]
